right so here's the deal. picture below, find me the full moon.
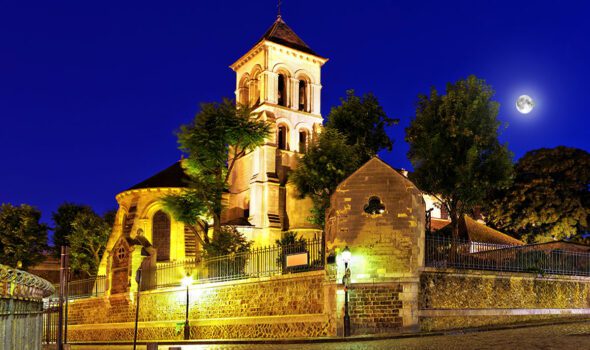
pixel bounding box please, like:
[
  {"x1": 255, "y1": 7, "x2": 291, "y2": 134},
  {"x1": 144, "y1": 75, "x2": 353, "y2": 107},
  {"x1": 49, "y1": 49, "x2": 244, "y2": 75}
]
[{"x1": 516, "y1": 95, "x2": 534, "y2": 114}]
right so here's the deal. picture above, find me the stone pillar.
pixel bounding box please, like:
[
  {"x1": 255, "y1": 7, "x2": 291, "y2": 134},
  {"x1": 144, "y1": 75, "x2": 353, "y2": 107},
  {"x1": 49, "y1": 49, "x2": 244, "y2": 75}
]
[{"x1": 290, "y1": 77, "x2": 300, "y2": 111}]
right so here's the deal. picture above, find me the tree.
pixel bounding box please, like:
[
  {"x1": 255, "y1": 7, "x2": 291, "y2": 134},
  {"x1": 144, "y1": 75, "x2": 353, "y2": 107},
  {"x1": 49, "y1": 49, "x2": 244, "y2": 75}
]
[
  {"x1": 405, "y1": 75, "x2": 513, "y2": 241},
  {"x1": 52, "y1": 203, "x2": 93, "y2": 256},
  {"x1": 291, "y1": 128, "x2": 362, "y2": 226},
  {"x1": 202, "y1": 226, "x2": 252, "y2": 257},
  {"x1": 164, "y1": 99, "x2": 270, "y2": 237},
  {"x1": 485, "y1": 146, "x2": 590, "y2": 242},
  {"x1": 68, "y1": 210, "x2": 111, "y2": 276},
  {"x1": 325, "y1": 90, "x2": 399, "y2": 163},
  {"x1": 0, "y1": 203, "x2": 48, "y2": 269}
]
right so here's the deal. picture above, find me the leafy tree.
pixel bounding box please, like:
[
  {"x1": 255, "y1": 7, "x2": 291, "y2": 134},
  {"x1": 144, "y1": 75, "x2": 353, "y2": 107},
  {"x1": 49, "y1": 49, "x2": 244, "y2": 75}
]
[
  {"x1": 291, "y1": 128, "x2": 362, "y2": 226},
  {"x1": 325, "y1": 90, "x2": 399, "y2": 163},
  {"x1": 486, "y1": 146, "x2": 590, "y2": 242},
  {"x1": 405, "y1": 75, "x2": 513, "y2": 241},
  {"x1": 0, "y1": 203, "x2": 48, "y2": 269},
  {"x1": 68, "y1": 210, "x2": 111, "y2": 276},
  {"x1": 202, "y1": 226, "x2": 251, "y2": 257},
  {"x1": 52, "y1": 203, "x2": 93, "y2": 256},
  {"x1": 164, "y1": 99, "x2": 270, "y2": 237}
]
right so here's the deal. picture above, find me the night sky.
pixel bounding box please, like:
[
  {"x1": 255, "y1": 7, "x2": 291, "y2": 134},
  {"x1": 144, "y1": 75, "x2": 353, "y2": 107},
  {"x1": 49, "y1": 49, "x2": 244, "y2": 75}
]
[{"x1": 2, "y1": 1, "x2": 589, "y2": 240}]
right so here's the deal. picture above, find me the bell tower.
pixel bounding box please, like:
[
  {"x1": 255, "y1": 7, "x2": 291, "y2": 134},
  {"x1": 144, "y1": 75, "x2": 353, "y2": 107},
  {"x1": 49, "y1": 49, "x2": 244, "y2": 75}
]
[{"x1": 225, "y1": 15, "x2": 328, "y2": 245}]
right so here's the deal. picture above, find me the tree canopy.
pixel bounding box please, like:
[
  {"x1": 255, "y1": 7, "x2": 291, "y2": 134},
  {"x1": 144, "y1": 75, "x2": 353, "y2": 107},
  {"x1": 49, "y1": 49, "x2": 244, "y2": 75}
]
[
  {"x1": 486, "y1": 146, "x2": 590, "y2": 242},
  {"x1": 292, "y1": 90, "x2": 395, "y2": 226},
  {"x1": 0, "y1": 203, "x2": 48, "y2": 269},
  {"x1": 405, "y1": 75, "x2": 513, "y2": 239},
  {"x1": 324, "y1": 90, "x2": 399, "y2": 163},
  {"x1": 52, "y1": 203, "x2": 93, "y2": 256},
  {"x1": 68, "y1": 210, "x2": 111, "y2": 276},
  {"x1": 164, "y1": 99, "x2": 270, "y2": 236},
  {"x1": 290, "y1": 128, "x2": 362, "y2": 226}
]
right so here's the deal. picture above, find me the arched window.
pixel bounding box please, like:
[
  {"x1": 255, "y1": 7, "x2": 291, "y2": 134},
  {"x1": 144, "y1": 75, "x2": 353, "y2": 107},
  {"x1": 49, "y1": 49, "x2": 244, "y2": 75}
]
[
  {"x1": 238, "y1": 76, "x2": 249, "y2": 106},
  {"x1": 278, "y1": 125, "x2": 288, "y2": 150},
  {"x1": 277, "y1": 74, "x2": 287, "y2": 107},
  {"x1": 298, "y1": 80, "x2": 308, "y2": 112},
  {"x1": 152, "y1": 210, "x2": 171, "y2": 261},
  {"x1": 250, "y1": 74, "x2": 260, "y2": 106},
  {"x1": 299, "y1": 130, "x2": 308, "y2": 153}
]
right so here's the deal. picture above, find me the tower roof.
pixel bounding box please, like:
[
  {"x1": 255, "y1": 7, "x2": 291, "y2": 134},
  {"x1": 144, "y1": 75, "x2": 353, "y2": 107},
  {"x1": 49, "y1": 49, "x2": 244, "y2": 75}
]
[
  {"x1": 259, "y1": 17, "x2": 318, "y2": 56},
  {"x1": 126, "y1": 161, "x2": 189, "y2": 191}
]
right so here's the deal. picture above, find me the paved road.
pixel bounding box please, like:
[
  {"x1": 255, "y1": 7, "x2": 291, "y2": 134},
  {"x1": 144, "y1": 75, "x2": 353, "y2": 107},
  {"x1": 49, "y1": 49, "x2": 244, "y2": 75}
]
[{"x1": 69, "y1": 321, "x2": 590, "y2": 350}]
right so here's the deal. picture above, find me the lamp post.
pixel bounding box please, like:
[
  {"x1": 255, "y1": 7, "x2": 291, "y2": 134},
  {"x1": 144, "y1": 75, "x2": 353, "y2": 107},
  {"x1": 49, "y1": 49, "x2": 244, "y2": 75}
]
[
  {"x1": 181, "y1": 275, "x2": 193, "y2": 340},
  {"x1": 341, "y1": 246, "x2": 352, "y2": 337}
]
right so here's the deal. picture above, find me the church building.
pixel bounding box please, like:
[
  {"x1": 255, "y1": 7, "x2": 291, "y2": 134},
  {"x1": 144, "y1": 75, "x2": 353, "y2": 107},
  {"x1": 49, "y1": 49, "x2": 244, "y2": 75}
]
[{"x1": 98, "y1": 16, "x2": 330, "y2": 278}]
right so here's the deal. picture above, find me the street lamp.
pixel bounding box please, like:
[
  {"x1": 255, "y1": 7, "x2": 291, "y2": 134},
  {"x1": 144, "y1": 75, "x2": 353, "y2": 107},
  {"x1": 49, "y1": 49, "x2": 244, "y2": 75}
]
[
  {"x1": 341, "y1": 246, "x2": 352, "y2": 337},
  {"x1": 181, "y1": 275, "x2": 193, "y2": 340}
]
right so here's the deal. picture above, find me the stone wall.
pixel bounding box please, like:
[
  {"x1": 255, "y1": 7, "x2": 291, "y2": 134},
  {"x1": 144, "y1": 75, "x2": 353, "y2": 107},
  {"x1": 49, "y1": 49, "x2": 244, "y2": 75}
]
[
  {"x1": 347, "y1": 283, "x2": 404, "y2": 335},
  {"x1": 67, "y1": 270, "x2": 337, "y2": 341},
  {"x1": 419, "y1": 268, "x2": 590, "y2": 331}
]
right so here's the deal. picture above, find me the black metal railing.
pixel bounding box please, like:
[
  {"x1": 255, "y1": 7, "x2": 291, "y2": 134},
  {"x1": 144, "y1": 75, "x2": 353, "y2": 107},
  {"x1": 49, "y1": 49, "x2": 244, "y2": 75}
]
[
  {"x1": 52, "y1": 275, "x2": 107, "y2": 300},
  {"x1": 141, "y1": 237, "x2": 324, "y2": 289},
  {"x1": 425, "y1": 236, "x2": 590, "y2": 276}
]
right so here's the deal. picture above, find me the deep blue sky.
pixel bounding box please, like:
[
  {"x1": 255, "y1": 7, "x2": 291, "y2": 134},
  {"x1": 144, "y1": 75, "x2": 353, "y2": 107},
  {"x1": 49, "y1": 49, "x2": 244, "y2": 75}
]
[{"x1": 2, "y1": 1, "x2": 589, "y2": 237}]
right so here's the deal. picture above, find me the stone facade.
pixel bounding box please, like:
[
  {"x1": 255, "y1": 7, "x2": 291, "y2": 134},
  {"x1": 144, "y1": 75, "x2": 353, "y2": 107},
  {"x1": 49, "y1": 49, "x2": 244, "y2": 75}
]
[
  {"x1": 347, "y1": 284, "x2": 404, "y2": 335},
  {"x1": 325, "y1": 157, "x2": 425, "y2": 279},
  {"x1": 325, "y1": 157, "x2": 426, "y2": 332},
  {"x1": 419, "y1": 268, "x2": 590, "y2": 331}
]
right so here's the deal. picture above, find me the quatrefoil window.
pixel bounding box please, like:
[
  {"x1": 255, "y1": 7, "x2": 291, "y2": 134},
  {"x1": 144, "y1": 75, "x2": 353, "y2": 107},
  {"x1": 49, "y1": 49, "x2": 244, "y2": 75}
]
[
  {"x1": 117, "y1": 247, "x2": 127, "y2": 260},
  {"x1": 364, "y1": 196, "x2": 385, "y2": 215}
]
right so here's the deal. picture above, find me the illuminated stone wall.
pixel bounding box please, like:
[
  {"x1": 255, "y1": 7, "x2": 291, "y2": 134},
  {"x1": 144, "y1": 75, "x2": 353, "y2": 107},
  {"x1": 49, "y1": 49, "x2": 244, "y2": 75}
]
[
  {"x1": 67, "y1": 270, "x2": 337, "y2": 341},
  {"x1": 325, "y1": 157, "x2": 425, "y2": 279},
  {"x1": 346, "y1": 283, "x2": 404, "y2": 335},
  {"x1": 419, "y1": 268, "x2": 590, "y2": 331}
]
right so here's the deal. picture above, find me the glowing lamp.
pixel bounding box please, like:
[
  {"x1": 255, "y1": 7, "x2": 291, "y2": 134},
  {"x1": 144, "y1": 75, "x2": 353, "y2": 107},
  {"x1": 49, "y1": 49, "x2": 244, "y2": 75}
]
[
  {"x1": 181, "y1": 275, "x2": 193, "y2": 288},
  {"x1": 341, "y1": 246, "x2": 352, "y2": 264}
]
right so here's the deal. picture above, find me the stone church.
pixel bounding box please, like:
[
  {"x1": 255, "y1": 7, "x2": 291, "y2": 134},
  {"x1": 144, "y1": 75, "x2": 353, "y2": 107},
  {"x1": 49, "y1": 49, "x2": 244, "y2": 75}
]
[{"x1": 97, "y1": 15, "x2": 450, "y2": 280}]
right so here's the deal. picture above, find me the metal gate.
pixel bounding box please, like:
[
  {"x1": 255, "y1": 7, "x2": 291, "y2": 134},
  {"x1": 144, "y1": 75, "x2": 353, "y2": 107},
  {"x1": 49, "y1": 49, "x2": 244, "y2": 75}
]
[{"x1": 43, "y1": 298, "x2": 59, "y2": 345}]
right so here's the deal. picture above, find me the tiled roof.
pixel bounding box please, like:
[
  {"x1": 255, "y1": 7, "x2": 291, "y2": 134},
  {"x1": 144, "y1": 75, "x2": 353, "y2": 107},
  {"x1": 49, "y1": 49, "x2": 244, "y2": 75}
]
[
  {"x1": 461, "y1": 215, "x2": 524, "y2": 246},
  {"x1": 259, "y1": 17, "x2": 318, "y2": 56},
  {"x1": 126, "y1": 161, "x2": 190, "y2": 191},
  {"x1": 433, "y1": 215, "x2": 524, "y2": 246},
  {"x1": 431, "y1": 219, "x2": 450, "y2": 231}
]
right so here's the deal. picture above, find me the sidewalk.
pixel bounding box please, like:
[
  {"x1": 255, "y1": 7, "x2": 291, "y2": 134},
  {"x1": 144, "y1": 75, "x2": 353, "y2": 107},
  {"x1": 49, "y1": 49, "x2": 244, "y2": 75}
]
[{"x1": 46, "y1": 316, "x2": 590, "y2": 349}]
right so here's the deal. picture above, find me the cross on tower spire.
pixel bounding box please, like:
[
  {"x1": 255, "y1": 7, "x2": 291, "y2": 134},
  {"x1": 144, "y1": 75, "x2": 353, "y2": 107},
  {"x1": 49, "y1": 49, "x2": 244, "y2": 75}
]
[{"x1": 277, "y1": 0, "x2": 282, "y2": 19}]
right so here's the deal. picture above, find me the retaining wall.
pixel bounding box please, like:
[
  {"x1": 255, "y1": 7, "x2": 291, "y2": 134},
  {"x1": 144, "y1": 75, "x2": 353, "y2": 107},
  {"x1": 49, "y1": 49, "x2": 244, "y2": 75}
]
[
  {"x1": 67, "y1": 270, "x2": 338, "y2": 341},
  {"x1": 419, "y1": 268, "x2": 590, "y2": 331}
]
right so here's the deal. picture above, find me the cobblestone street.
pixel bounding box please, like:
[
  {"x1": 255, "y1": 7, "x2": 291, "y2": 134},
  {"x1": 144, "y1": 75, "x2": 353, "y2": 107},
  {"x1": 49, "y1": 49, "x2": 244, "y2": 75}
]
[{"x1": 184, "y1": 321, "x2": 590, "y2": 350}]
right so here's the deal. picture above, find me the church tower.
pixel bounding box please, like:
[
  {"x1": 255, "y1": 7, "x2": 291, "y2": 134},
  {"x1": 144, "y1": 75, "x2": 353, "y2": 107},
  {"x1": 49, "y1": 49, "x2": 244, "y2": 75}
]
[{"x1": 225, "y1": 15, "x2": 328, "y2": 245}]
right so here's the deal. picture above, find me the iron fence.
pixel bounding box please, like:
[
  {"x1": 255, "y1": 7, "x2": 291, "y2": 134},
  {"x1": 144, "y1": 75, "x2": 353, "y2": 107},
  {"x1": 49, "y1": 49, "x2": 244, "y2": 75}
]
[
  {"x1": 425, "y1": 236, "x2": 590, "y2": 276},
  {"x1": 141, "y1": 237, "x2": 324, "y2": 289},
  {"x1": 52, "y1": 275, "x2": 107, "y2": 300}
]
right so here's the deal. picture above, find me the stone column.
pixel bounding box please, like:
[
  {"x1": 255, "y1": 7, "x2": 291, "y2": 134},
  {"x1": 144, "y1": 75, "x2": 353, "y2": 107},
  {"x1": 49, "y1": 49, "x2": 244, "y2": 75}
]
[{"x1": 290, "y1": 77, "x2": 300, "y2": 111}]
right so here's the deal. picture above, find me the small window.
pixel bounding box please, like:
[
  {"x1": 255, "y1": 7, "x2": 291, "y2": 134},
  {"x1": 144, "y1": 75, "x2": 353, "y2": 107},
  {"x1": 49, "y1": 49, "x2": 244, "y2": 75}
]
[
  {"x1": 298, "y1": 80, "x2": 307, "y2": 111},
  {"x1": 278, "y1": 125, "x2": 288, "y2": 150},
  {"x1": 117, "y1": 247, "x2": 127, "y2": 261},
  {"x1": 278, "y1": 74, "x2": 287, "y2": 107},
  {"x1": 364, "y1": 196, "x2": 385, "y2": 215},
  {"x1": 299, "y1": 130, "x2": 308, "y2": 153}
]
